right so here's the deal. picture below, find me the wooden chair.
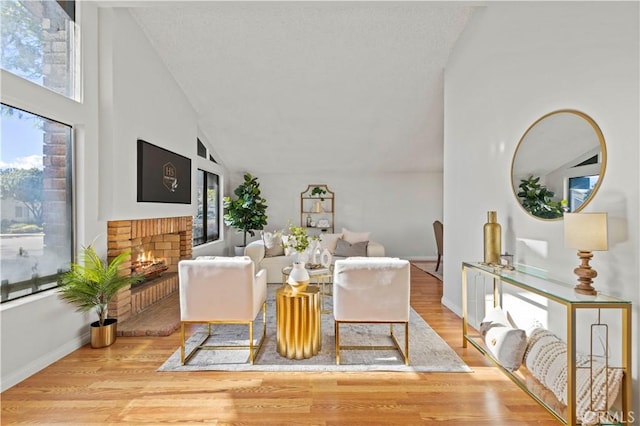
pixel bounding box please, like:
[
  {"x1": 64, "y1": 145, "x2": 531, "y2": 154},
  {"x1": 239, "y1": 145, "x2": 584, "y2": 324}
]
[
  {"x1": 433, "y1": 220, "x2": 443, "y2": 272},
  {"x1": 178, "y1": 257, "x2": 267, "y2": 365}
]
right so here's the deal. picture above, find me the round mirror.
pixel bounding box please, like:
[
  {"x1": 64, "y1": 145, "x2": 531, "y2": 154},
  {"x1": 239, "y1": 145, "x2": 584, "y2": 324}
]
[{"x1": 511, "y1": 110, "x2": 606, "y2": 220}]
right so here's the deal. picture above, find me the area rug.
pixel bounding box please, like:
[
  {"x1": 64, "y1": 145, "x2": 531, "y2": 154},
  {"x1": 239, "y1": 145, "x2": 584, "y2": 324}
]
[
  {"x1": 412, "y1": 261, "x2": 443, "y2": 281},
  {"x1": 158, "y1": 285, "x2": 469, "y2": 373}
]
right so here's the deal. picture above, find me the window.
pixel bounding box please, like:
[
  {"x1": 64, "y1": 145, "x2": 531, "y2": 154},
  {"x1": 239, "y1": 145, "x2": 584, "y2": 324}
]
[
  {"x1": 568, "y1": 175, "x2": 599, "y2": 212},
  {"x1": 1, "y1": 0, "x2": 78, "y2": 100},
  {"x1": 197, "y1": 138, "x2": 207, "y2": 158},
  {"x1": 0, "y1": 104, "x2": 73, "y2": 302},
  {"x1": 193, "y1": 169, "x2": 220, "y2": 246}
]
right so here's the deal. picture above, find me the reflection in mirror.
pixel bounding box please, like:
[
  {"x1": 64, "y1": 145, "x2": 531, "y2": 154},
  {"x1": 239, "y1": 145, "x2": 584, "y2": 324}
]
[{"x1": 511, "y1": 110, "x2": 606, "y2": 220}]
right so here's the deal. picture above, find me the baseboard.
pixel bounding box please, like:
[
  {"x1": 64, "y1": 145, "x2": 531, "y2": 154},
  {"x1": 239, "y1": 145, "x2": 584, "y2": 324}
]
[
  {"x1": 440, "y1": 296, "x2": 462, "y2": 318},
  {"x1": 408, "y1": 256, "x2": 437, "y2": 262},
  {"x1": 1, "y1": 332, "x2": 89, "y2": 392}
]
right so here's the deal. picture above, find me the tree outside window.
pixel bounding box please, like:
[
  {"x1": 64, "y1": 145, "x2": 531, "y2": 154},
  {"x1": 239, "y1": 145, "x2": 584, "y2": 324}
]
[{"x1": 0, "y1": 104, "x2": 73, "y2": 302}]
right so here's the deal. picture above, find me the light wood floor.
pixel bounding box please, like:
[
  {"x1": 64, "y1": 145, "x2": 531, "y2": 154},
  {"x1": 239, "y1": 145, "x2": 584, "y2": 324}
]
[{"x1": 1, "y1": 265, "x2": 558, "y2": 425}]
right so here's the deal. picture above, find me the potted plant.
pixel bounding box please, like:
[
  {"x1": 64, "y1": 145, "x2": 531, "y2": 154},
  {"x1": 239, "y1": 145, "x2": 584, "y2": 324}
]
[
  {"x1": 517, "y1": 176, "x2": 564, "y2": 219},
  {"x1": 223, "y1": 172, "x2": 268, "y2": 255},
  {"x1": 311, "y1": 186, "x2": 327, "y2": 200},
  {"x1": 58, "y1": 246, "x2": 143, "y2": 348}
]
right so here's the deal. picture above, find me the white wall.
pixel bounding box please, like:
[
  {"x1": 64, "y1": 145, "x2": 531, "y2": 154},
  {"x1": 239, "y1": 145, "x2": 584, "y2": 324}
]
[
  {"x1": 226, "y1": 171, "x2": 443, "y2": 260},
  {"x1": 98, "y1": 8, "x2": 196, "y2": 223},
  {"x1": 444, "y1": 2, "x2": 639, "y2": 413}
]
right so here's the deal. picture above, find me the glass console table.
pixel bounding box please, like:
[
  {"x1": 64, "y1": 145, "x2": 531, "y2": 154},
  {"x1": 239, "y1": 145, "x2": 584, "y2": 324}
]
[{"x1": 461, "y1": 261, "x2": 632, "y2": 425}]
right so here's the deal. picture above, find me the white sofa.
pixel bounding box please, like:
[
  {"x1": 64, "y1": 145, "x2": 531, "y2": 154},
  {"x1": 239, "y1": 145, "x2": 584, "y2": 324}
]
[{"x1": 245, "y1": 233, "x2": 385, "y2": 283}]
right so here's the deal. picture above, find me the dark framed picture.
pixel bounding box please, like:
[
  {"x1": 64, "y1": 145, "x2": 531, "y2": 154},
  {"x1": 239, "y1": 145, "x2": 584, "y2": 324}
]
[{"x1": 137, "y1": 139, "x2": 191, "y2": 204}]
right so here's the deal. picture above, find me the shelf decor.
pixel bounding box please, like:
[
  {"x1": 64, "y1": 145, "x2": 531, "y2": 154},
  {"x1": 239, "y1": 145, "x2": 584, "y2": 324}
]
[{"x1": 300, "y1": 184, "x2": 335, "y2": 235}]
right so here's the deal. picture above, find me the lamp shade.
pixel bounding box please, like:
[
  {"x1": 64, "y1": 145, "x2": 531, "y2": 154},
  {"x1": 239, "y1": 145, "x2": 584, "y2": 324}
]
[{"x1": 564, "y1": 212, "x2": 608, "y2": 251}]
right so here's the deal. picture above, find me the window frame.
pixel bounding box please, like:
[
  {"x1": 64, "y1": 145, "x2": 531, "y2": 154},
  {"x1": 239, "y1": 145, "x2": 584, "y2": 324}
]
[
  {"x1": 0, "y1": 0, "x2": 80, "y2": 101},
  {"x1": 0, "y1": 103, "x2": 75, "y2": 303},
  {"x1": 193, "y1": 168, "x2": 221, "y2": 247}
]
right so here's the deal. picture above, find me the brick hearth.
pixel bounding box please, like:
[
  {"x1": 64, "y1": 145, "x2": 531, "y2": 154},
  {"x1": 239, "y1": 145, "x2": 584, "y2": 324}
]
[{"x1": 107, "y1": 216, "x2": 192, "y2": 322}]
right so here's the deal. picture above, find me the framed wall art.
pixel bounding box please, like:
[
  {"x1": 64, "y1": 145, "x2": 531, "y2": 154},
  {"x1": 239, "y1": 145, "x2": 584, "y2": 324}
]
[{"x1": 137, "y1": 139, "x2": 191, "y2": 204}]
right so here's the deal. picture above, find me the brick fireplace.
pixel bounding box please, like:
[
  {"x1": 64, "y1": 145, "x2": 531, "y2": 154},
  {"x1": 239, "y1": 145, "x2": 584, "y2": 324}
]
[{"x1": 107, "y1": 216, "x2": 192, "y2": 322}]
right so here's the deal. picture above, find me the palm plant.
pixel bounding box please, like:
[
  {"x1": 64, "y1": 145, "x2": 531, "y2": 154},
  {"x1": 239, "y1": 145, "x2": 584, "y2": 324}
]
[{"x1": 59, "y1": 246, "x2": 143, "y2": 326}]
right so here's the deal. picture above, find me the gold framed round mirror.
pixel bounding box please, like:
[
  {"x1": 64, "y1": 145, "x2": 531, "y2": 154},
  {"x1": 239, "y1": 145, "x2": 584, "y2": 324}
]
[{"x1": 511, "y1": 110, "x2": 606, "y2": 220}]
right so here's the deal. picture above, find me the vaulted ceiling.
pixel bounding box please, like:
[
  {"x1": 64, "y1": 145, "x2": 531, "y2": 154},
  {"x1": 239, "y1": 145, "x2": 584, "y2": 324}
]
[{"x1": 129, "y1": 2, "x2": 476, "y2": 174}]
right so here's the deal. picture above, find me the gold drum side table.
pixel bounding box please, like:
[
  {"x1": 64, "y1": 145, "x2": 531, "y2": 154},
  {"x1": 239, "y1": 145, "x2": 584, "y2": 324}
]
[{"x1": 276, "y1": 285, "x2": 321, "y2": 359}]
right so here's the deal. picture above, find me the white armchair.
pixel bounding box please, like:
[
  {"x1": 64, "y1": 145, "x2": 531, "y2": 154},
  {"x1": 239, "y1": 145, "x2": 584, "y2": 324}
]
[
  {"x1": 178, "y1": 257, "x2": 267, "y2": 365},
  {"x1": 332, "y1": 257, "x2": 411, "y2": 365}
]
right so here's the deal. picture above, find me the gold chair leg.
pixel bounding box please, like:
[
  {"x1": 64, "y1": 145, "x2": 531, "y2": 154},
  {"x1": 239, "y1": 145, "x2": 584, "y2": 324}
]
[
  {"x1": 389, "y1": 322, "x2": 409, "y2": 365},
  {"x1": 249, "y1": 301, "x2": 268, "y2": 364},
  {"x1": 180, "y1": 322, "x2": 186, "y2": 365},
  {"x1": 335, "y1": 321, "x2": 408, "y2": 365},
  {"x1": 181, "y1": 303, "x2": 268, "y2": 366},
  {"x1": 249, "y1": 321, "x2": 254, "y2": 364},
  {"x1": 404, "y1": 322, "x2": 409, "y2": 365},
  {"x1": 335, "y1": 321, "x2": 340, "y2": 365}
]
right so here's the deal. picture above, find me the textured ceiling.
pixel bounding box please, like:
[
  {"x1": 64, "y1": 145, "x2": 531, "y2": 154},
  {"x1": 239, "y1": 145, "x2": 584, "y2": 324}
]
[{"x1": 129, "y1": 2, "x2": 476, "y2": 174}]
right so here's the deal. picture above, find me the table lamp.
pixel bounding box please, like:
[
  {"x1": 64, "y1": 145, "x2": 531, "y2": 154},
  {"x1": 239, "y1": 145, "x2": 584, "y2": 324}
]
[{"x1": 563, "y1": 212, "x2": 608, "y2": 295}]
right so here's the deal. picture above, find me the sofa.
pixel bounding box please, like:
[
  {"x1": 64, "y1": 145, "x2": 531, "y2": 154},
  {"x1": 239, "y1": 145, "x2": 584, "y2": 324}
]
[{"x1": 245, "y1": 228, "x2": 385, "y2": 283}]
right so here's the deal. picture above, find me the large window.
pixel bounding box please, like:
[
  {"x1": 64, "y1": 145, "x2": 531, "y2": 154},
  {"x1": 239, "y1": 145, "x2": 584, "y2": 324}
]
[
  {"x1": 193, "y1": 169, "x2": 220, "y2": 246},
  {"x1": 0, "y1": 104, "x2": 73, "y2": 302},
  {"x1": 1, "y1": 0, "x2": 78, "y2": 100}
]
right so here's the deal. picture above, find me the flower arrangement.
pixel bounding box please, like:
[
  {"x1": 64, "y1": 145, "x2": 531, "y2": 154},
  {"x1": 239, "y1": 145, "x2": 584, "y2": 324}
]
[{"x1": 282, "y1": 223, "x2": 317, "y2": 253}]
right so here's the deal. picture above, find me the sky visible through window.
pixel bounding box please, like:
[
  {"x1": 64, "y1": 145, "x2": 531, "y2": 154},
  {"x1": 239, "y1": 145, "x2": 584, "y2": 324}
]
[{"x1": 1, "y1": 107, "x2": 44, "y2": 171}]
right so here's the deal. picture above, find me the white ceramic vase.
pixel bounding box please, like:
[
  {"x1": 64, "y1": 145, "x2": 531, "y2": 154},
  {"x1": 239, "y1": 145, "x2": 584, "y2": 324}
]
[
  {"x1": 288, "y1": 262, "x2": 310, "y2": 291},
  {"x1": 320, "y1": 249, "x2": 332, "y2": 268}
]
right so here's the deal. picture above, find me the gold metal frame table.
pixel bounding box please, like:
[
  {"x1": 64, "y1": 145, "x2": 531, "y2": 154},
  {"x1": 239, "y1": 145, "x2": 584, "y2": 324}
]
[
  {"x1": 276, "y1": 285, "x2": 322, "y2": 359},
  {"x1": 461, "y1": 261, "x2": 632, "y2": 425}
]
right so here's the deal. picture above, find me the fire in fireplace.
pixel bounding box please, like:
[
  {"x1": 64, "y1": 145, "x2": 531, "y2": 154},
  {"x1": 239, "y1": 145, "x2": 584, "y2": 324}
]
[{"x1": 131, "y1": 249, "x2": 168, "y2": 281}]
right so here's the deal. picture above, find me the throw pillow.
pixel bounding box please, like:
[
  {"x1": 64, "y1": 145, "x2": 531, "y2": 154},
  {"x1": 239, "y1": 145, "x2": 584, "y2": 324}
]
[
  {"x1": 319, "y1": 233, "x2": 343, "y2": 254},
  {"x1": 342, "y1": 228, "x2": 371, "y2": 244},
  {"x1": 480, "y1": 307, "x2": 527, "y2": 372},
  {"x1": 334, "y1": 239, "x2": 369, "y2": 257},
  {"x1": 261, "y1": 231, "x2": 284, "y2": 257},
  {"x1": 524, "y1": 328, "x2": 623, "y2": 424}
]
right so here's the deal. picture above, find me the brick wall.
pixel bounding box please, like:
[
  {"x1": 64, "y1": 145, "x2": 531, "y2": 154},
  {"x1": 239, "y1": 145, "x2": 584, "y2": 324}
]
[{"x1": 107, "y1": 216, "x2": 192, "y2": 321}]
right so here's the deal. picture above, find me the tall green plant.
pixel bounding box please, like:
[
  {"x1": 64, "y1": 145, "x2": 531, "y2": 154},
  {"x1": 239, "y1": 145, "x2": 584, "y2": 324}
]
[
  {"x1": 517, "y1": 176, "x2": 564, "y2": 219},
  {"x1": 223, "y1": 172, "x2": 268, "y2": 247},
  {"x1": 59, "y1": 246, "x2": 143, "y2": 326}
]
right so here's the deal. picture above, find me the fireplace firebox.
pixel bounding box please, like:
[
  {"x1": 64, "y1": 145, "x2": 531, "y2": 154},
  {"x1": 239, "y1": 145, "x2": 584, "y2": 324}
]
[{"x1": 107, "y1": 216, "x2": 192, "y2": 321}]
